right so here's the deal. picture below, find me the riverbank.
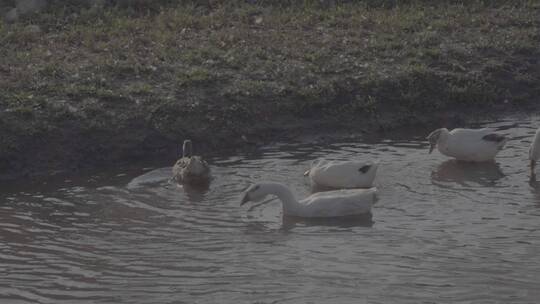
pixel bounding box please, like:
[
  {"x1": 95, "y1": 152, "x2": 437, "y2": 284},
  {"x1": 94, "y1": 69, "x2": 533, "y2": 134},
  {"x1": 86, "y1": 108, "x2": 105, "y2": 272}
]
[{"x1": 1, "y1": 1, "x2": 539, "y2": 180}]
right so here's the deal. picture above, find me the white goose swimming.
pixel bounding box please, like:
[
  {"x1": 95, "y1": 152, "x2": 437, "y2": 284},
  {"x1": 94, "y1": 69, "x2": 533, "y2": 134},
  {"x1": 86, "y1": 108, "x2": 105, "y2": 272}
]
[
  {"x1": 240, "y1": 182, "x2": 378, "y2": 218},
  {"x1": 426, "y1": 128, "x2": 507, "y2": 162},
  {"x1": 529, "y1": 127, "x2": 540, "y2": 178},
  {"x1": 172, "y1": 139, "x2": 211, "y2": 185},
  {"x1": 304, "y1": 159, "x2": 379, "y2": 189}
]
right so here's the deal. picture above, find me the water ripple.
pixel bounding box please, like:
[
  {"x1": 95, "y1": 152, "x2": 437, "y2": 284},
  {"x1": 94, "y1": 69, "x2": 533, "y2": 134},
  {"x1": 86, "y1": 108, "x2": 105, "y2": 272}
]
[{"x1": 1, "y1": 116, "x2": 540, "y2": 303}]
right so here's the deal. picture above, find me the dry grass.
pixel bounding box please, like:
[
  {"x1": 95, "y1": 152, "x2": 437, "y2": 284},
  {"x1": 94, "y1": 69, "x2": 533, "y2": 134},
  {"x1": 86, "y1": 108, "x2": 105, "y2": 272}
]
[{"x1": 0, "y1": 0, "x2": 539, "y2": 178}]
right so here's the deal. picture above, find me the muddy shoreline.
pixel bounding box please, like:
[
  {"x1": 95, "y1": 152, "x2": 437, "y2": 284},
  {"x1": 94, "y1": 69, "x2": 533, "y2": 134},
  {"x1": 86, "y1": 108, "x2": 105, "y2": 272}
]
[{"x1": 1, "y1": 103, "x2": 538, "y2": 182}]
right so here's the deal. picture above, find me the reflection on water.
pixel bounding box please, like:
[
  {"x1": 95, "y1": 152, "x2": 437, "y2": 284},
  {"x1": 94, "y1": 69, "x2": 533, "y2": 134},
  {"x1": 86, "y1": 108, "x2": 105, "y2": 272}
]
[
  {"x1": 281, "y1": 213, "x2": 374, "y2": 230},
  {"x1": 528, "y1": 176, "x2": 540, "y2": 206},
  {"x1": 181, "y1": 183, "x2": 211, "y2": 202},
  {"x1": 431, "y1": 159, "x2": 505, "y2": 187},
  {"x1": 1, "y1": 115, "x2": 540, "y2": 303}
]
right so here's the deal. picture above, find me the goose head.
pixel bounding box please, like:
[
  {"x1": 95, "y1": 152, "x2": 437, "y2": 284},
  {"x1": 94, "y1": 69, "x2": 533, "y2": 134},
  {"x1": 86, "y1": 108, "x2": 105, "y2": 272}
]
[
  {"x1": 426, "y1": 128, "x2": 448, "y2": 153},
  {"x1": 241, "y1": 183, "x2": 267, "y2": 205},
  {"x1": 182, "y1": 139, "x2": 193, "y2": 158}
]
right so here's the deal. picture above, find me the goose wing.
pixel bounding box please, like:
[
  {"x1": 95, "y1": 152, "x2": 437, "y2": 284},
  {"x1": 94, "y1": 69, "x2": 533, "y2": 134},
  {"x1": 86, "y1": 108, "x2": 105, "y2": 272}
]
[
  {"x1": 482, "y1": 132, "x2": 507, "y2": 151},
  {"x1": 299, "y1": 188, "x2": 377, "y2": 217},
  {"x1": 450, "y1": 128, "x2": 506, "y2": 146},
  {"x1": 482, "y1": 133, "x2": 506, "y2": 143},
  {"x1": 309, "y1": 160, "x2": 378, "y2": 188}
]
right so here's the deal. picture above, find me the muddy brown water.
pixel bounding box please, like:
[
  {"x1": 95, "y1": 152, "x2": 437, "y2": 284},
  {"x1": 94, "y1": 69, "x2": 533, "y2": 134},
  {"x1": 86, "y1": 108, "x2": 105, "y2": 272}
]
[{"x1": 1, "y1": 117, "x2": 540, "y2": 303}]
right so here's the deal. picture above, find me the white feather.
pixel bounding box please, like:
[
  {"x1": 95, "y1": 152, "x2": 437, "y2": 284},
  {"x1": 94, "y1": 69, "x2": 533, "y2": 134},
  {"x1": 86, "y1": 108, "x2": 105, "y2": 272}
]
[
  {"x1": 241, "y1": 182, "x2": 377, "y2": 218},
  {"x1": 431, "y1": 128, "x2": 507, "y2": 162},
  {"x1": 306, "y1": 159, "x2": 379, "y2": 189}
]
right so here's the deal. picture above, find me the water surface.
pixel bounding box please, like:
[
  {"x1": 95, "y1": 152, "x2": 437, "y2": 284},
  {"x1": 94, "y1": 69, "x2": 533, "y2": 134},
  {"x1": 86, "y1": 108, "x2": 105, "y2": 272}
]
[{"x1": 1, "y1": 117, "x2": 540, "y2": 303}]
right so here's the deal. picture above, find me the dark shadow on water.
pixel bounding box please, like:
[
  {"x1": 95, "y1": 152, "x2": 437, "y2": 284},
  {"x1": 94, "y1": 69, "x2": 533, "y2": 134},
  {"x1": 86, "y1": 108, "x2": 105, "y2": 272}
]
[
  {"x1": 529, "y1": 174, "x2": 538, "y2": 186},
  {"x1": 180, "y1": 182, "x2": 210, "y2": 203},
  {"x1": 281, "y1": 213, "x2": 374, "y2": 230},
  {"x1": 528, "y1": 175, "x2": 540, "y2": 206},
  {"x1": 431, "y1": 160, "x2": 505, "y2": 187}
]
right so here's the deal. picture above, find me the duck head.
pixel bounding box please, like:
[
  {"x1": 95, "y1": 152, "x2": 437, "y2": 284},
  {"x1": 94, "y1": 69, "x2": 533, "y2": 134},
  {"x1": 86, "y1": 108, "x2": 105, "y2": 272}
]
[
  {"x1": 426, "y1": 128, "x2": 448, "y2": 153},
  {"x1": 185, "y1": 157, "x2": 207, "y2": 175}
]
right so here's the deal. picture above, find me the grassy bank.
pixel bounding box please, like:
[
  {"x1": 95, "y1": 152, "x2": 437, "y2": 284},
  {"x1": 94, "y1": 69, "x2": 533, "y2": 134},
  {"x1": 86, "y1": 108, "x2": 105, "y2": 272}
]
[{"x1": 1, "y1": 1, "x2": 539, "y2": 180}]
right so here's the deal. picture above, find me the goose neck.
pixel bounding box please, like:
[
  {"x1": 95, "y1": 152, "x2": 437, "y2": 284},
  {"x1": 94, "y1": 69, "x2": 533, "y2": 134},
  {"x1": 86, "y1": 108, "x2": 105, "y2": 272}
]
[
  {"x1": 264, "y1": 183, "x2": 301, "y2": 212},
  {"x1": 439, "y1": 128, "x2": 450, "y2": 141}
]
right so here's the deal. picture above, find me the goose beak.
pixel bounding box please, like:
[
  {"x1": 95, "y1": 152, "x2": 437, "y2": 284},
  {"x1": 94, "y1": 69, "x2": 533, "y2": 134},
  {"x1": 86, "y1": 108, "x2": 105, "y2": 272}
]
[
  {"x1": 240, "y1": 193, "x2": 249, "y2": 205},
  {"x1": 303, "y1": 169, "x2": 310, "y2": 176}
]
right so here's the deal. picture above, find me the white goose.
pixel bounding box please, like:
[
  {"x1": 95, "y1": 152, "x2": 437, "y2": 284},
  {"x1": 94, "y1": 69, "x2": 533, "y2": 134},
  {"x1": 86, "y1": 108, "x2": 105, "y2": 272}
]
[
  {"x1": 240, "y1": 182, "x2": 378, "y2": 218},
  {"x1": 304, "y1": 159, "x2": 379, "y2": 189},
  {"x1": 172, "y1": 139, "x2": 211, "y2": 185},
  {"x1": 427, "y1": 128, "x2": 507, "y2": 162},
  {"x1": 529, "y1": 127, "x2": 540, "y2": 178}
]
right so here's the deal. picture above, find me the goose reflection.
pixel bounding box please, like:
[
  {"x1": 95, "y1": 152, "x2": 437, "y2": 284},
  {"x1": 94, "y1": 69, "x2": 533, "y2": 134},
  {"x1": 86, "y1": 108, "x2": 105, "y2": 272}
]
[
  {"x1": 281, "y1": 213, "x2": 374, "y2": 230},
  {"x1": 431, "y1": 159, "x2": 504, "y2": 187}
]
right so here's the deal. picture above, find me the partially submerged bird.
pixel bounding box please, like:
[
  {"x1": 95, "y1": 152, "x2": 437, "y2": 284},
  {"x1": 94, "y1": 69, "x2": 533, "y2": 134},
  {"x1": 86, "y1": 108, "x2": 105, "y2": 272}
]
[
  {"x1": 426, "y1": 128, "x2": 507, "y2": 162},
  {"x1": 240, "y1": 182, "x2": 378, "y2": 218},
  {"x1": 304, "y1": 159, "x2": 379, "y2": 189},
  {"x1": 529, "y1": 127, "x2": 540, "y2": 179},
  {"x1": 172, "y1": 140, "x2": 211, "y2": 185}
]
